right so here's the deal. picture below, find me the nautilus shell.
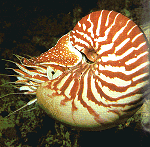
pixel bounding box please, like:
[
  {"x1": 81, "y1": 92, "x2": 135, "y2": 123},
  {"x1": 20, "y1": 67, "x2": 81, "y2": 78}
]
[{"x1": 12, "y1": 10, "x2": 149, "y2": 131}]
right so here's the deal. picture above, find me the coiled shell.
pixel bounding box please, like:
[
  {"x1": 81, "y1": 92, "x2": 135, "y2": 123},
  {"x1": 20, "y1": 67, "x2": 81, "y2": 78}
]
[{"x1": 14, "y1": 10, "x2": 149, "y2": 130}]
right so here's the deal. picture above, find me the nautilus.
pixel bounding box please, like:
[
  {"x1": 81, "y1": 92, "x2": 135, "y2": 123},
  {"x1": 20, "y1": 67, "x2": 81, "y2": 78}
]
[{"x1": 8, "y1": 10, "x2": 149, "y2": 131}]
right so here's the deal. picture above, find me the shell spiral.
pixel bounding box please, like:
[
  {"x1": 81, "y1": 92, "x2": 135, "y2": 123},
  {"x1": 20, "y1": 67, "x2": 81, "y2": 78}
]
[{"x1": 13, "y1": 10, "x2": 149, "y2": 130}]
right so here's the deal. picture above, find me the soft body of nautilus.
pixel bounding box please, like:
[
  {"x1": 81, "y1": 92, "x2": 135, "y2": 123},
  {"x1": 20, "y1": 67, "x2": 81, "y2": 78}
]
[{"x1": 12, "y1": 10, "x2": 149, "y2": 130}]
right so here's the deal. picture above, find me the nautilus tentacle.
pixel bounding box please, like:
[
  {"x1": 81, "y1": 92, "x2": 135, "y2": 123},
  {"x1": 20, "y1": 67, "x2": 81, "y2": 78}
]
[{"x1": 11, "y1": 10, "x2": 149, "y2": 130}]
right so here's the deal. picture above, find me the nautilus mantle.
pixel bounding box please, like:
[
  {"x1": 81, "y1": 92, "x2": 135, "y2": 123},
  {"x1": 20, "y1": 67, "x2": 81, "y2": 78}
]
[{"x1": 12, "y1": 10, "x2": 149, "y2": 130}]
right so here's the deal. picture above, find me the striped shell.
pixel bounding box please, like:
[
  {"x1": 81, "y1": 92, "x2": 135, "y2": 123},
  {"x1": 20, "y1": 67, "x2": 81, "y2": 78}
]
[{"x1": 13, "y1": 10, "x2": 149, "y2": 130}]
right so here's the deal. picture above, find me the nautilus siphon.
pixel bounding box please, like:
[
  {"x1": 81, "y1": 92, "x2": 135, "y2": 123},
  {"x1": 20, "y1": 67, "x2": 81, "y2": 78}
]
[{"x1": 8, "y1": 10, "x2": 149, "y2": 130}]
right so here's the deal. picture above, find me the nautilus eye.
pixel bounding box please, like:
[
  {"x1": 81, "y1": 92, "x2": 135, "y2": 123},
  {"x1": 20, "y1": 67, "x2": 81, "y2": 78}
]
[{"x1": 11, "y1": 10, "x2": 149, "y2": 131}]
